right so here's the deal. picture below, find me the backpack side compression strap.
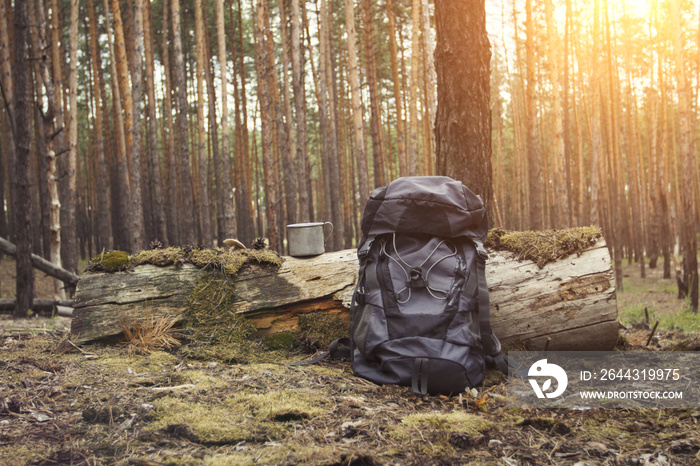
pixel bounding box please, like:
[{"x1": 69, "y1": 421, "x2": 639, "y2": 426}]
[
  {"x1": 412, "y1": 357, "x2": 430, "y2": 396},
  {"x1": 474, "y1": 241, "x2": 508, "y2": 375}
]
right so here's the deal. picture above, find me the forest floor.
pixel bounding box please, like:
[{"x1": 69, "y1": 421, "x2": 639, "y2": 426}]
[{"x1": 0, "y1": 256, "x2": 699, "y2": 465}]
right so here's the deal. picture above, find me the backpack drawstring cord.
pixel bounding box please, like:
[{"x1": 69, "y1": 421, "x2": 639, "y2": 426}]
[{"x1": 380, "y1": 234, "x2": 457, "y2": 303}]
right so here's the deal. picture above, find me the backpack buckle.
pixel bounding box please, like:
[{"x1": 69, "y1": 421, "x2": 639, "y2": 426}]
[
  {"x1": 474, "y1": 240, "x2": 489, "y2": 261},
  {"x1": 406, "y1": 267, "x2": 428, "y2": 288}
]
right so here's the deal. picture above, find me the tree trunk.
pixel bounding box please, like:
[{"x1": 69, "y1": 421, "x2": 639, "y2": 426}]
[
  {"x1": 544, "y1": 0, "x2": 567, "y2": 228},
  {"x1": 0, "y1": 0, "x2": 16, "y2": 244},
  {"x1": 420, "y1": 0, "x2": 436, "y2": 176},
  {"x1": 143, "y1": 0, "x2": 167, "y2": 246},
  {"x1": 317, "y1": 0, "x2": 343, "y2": 251},
  {"x1": 194, "y1": 0, "x2": 213, "y2": 247},
  {"x1": 344, "y1": 0, "x2": 369, "y2": 207},
  {"x1": 86, "y1": 0, "x2": 111, "y2": 252},
  {"x1": 291, "y1": 0, "x2": 311, "y2": 222},
  {"x1": 171, "y1": 0, "x2": 196, "y2": 245},
  {"x1": 254, "y1": 0, "x2": 280, "y2": 252},
  {"x1": 588, "y1": 0, "x2": 604, "y2": 228},
  {"x1": 104, "y1": 0, "x2": 131, "y2": 251},
  {"x1": 278, "y1": 0, "x2": 297, "y2": 227},
  {"x1": 672, "y1": 0, "x2": 698, "y2": 312},
  {"x1": 28, "y1": 0, "x2": 64, "y2": 299},
  {"x1": 11, "y1": 0, "x2": 35, "y2": 317},
  {"x1": 361, "y1": 0, "x2": 385, "y2": 188},
  {"x1": 161, "y1": 0, "x2": 179, "y2": 247},
  {"x1": 71, "y1": 238, "x2": 618, "y2": 352},
  {"x1": 234, "y1": 0, "x2": 255, "y2": 244},
  {"x1": 434, "y1": 0, "x2": 493, "y2": 213},
  {"x1": 525, "y1": 0, "x2": 542, "y2": 230},
  {"x1": 407, "y1": 0, "x2": 420, "y2": 176},
  {"x1": 63, "y1": 0, "x2": 79, "y2": 273},
  {"x1": 215, "y1": 0, "x2": 236, "y2": 245},
  {"x1": 112, "y1": 0, "x2": 140, "y2": 250},
  {"x1": 386, "y1": 0, "x2": 406, "y2": 178}
]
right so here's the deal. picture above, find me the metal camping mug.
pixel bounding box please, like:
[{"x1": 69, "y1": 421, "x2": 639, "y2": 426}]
[{"x1": 286, "y1": 222, "x2": 333, "y2": 257}]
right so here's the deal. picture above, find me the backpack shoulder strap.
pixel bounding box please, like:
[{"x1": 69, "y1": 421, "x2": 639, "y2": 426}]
[{"x1": 473, "y1": 240, "x2": 508, "y2": 374}]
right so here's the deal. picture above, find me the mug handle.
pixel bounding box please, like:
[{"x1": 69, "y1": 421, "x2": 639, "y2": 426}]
[{"x1": 323, "y1": 222, "x2": 334, "y2": 242}]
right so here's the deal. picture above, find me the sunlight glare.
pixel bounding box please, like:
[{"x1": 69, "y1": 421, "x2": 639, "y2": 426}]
[{"x1": 608, "y1": 0, "x2": 654, "y2": 19}]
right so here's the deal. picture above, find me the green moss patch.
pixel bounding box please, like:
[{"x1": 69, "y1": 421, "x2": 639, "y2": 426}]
[
  {"x1": 297, "y1": 312, "x2": 348, "y2": 350},
  {"x1": 230, "y1": 389, "x2": 330, "y2": 422},
  {"x1": 149, "y1": 389, "x2": 328, "y2": 445},
  {"x1": 86, "y1": 250, "x2": 132, "y2": 272},
  {"x1": 149, "y1": 397, "x2": 273, "y2": 444},
  {"x1": 486, "y1": 226, "x2": 602, "y2": 268},
  {"x1": 88, "y1": 247, "x2": 283, "y2": 276},
  {"x1": 388, "y1": 412, "x2": 492, "y2": 455}
]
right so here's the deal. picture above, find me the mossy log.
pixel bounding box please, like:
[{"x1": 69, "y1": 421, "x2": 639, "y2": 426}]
[{"x1": 71, "y1": 240, "x2": 618, "y2": 350}]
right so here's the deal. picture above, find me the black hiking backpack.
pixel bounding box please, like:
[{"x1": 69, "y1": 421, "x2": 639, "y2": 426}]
[{"x1": 349, "y1": 176, "x2": 507, "y2": 395}]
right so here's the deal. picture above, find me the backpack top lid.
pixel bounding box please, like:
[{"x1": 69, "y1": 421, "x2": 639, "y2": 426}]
[{"x1": 361, "y1": 176, "x2": 488, "y2": 241}]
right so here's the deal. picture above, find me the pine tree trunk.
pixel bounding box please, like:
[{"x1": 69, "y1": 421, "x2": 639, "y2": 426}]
[
  {"x1": 254, "y1": 0, "x2": 280, "y2": 252},
  {"x1": 344, "y1": 0, "x2": 369, "y2": 207},
  {"x1": 261, "y1": 1, "x2": 294, "y2": 236},
  {"x1": 204, "y1": 37, "x2": 221, "y2": 243},
  {"x1": 386, "y1": 0, "x2": 406, "y2": 178},
  {"x1": 317, "y1": 0, "x2": 343, "y2": 251},
  {"x1": 525, "y1": 0, "x2": 542, "y2": 230},
  {"x1": 420, "y1": 0, "x2": 435, "y2": 175},
  {"x1": 215, "y1": 0, "x2": 236, "y2": 245},
  {"x1": 0, "y1": 0, "x2": 16, "y2": 243},
  {"x1": 233, "y1": 0, "x2": 255, "y2": 244},
  {"x1": 408, "y1": 0, "x2": 420, "y2": 176},
  {"x1": 194, "y1": 0, "x2": 213, "y2": 247},
  {"x1": 125, "y1": 0, "x2": 146, "y2": 251},
  {"x1": 361, "y1": 0, "x2": 385, "y2": 187},
  {"x1": 171, "y1": 0, "x2": 196, "y2": 245},
  {"x1": 143, "y1": 0, "x2": 167, "y2": 246},
  {"x1": 672, "y1": 0, "x2": 699, "y2": 311},
  {"x1": 161, "y1": 0, "x2": 180, "y2": 247},
  {"x1": 11, "y1": 0, "x2": 35, "y2": 317},
  {"x1": 544, "y1": 0, "x2": 567, "y2": 228},
  {"x1": 86, "y1": 0, "x2": 112, "y2": 252},
  {"x1": 104, "y1": 0, "x2": 131, "y2": 250},
  {"x1": 291, "y1": 0, "x2": 311, "y2": 222},
  {"x1": 279, "y1": 0, "x2": 297, "y2": 226},
  {"x1": 434, "y1": 0, "x2": 493, "y2": 210},
  {"x1": 563, "y1": 0, "x2": 574, "y2": 227},
  {"x1": 588, "y1": 0, "x2": 603, "y2": 228}
]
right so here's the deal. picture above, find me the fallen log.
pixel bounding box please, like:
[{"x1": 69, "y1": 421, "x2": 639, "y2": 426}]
[
  {"x1": 71, "y1": 233, "x2": 618, "y2": 350},
  {"x1": 0, "y1": 298, "x2": 74, "y2": 316},
  {"x1": 0, "y1": 236, "x2": 80, "y2": 286}
]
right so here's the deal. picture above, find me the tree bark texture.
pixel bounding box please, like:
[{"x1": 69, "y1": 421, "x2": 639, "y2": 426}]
[
  {"x1": 171, "y1": 0, "x2": 196, "y2": 245},
  {"x1": 11, "y1": 0, "x2": 35, "y2": 317},
  {"x1": 434, "y1": 0, "x2": 494, "y2": 214},
  {"x1": 143, "y1": 0, "x2": 167, "y2": 246},
  {"x1": 215, "y1": 0, "x2": 236, "y2": 245},
  {"x1": 344, "y1": 0, "x2": 369, "y2": 208},
  {"x1": 194, "y1": 0, "x2": 212, "y2": 247},
  {"x1": 71, "y1": 239, "x2": 618, "y2": 351},
  {"x1": 86, "y1": 0, "x2": 112, "y2": 252}
]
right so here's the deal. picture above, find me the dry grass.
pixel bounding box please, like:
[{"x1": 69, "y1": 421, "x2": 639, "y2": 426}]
[{"x1": 118, "y1": 306, "x2": 181, "y2": 354}]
